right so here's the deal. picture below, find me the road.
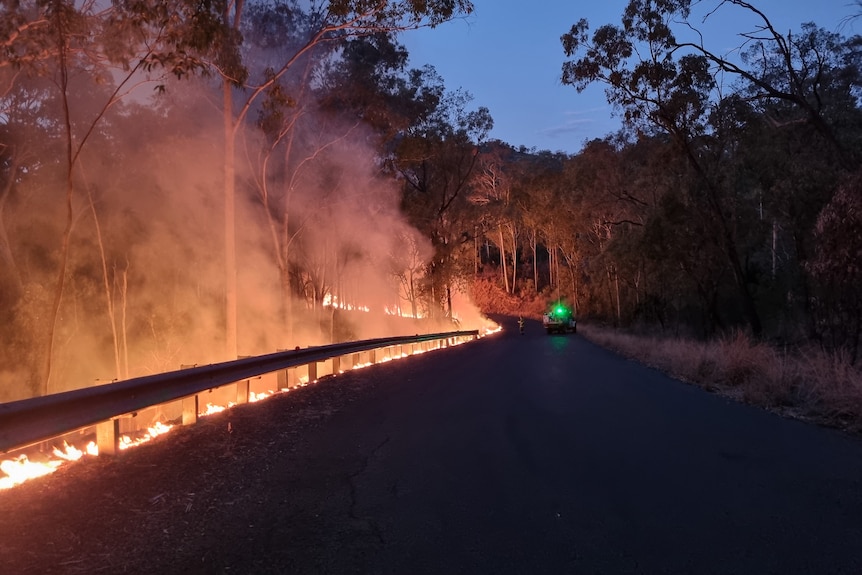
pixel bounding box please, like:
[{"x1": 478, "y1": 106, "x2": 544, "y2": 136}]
[{"x1": 2, "y1": 318, "x2": 862, "y2": 574}]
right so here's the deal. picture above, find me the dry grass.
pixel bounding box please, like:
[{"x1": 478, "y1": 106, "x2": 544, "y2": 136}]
[{"x1": 581, "y1": 325, "x2": 862, "y2": 433}]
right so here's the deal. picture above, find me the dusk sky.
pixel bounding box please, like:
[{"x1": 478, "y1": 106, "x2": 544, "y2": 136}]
[{"x1": 402, "y1": 0, "x2": 859, "y2": 154}]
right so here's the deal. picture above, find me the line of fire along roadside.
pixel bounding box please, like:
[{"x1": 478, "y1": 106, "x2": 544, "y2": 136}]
[{"x1": 0, "y1": 327, "x2": 500, "y2": 490}]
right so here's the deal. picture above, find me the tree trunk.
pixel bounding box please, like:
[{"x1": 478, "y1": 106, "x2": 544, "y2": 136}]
[
  {"x1": 574, "y1": 265, "x2": 579, "y2": 315},
  {"x1": 723, "y1": 219, "x2": 762, "y2": 336},
  {"x1": 86, "y1": 181, "x2": 122, "y2": 381},
  {"x1": 531, "y1": 230, "x2": 538, "y2": 292},
  {"x1": 499, "y1": 226, "x2": 509, "y2": 294},
  {"x1": 119, "y1": 263, "x2": 129, "y2": 379},
  {"x1": 510, "y1": 225, "x2": 517, "y2": 294},
  {"x1": 681, "y1": 137, "x2": 763, "y2": 337},
  {"x1": 446, "y1": 283, "x2": 453, "y2": 319},
  {"x1": 223, "y1": 79, "x2": 238, "y2": 359},
  {"x1": 42, "y1": 12, "x2": 75, "y2": 395},
  {"x1": 474, "y1": 229, "x2": 478, "y2": 275},
  {"x1": 0, "y1": 153, "x2": 23, "y2": 295},
  {"x1": 606, "y1": 267, "x2": 616, "y2": 325},
  {"x1": 409, "y1": 269, "x2": 417, "y2": 319}
]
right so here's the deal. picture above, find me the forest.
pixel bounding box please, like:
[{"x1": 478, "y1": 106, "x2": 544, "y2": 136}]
[{"x1": 1, "y1": 0, "x2": 861, "y2": 402}]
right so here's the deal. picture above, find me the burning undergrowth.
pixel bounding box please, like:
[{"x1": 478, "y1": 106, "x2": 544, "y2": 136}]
[
  {"x1": 0, "y1": 76, "x2": 493, "y2": 402},
  {"x1": 0, "y1": 325, "x2": 495, "y2": 490}
]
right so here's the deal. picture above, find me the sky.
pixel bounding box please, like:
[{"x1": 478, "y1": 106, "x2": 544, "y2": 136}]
[{"x1": 401, "y1": 0, "x2": 860, "y2": 154}]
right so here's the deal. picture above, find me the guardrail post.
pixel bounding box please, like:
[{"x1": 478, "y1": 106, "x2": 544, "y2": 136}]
[
  {"x1": 236, "y1": 380, "x2": 250, "y2": 404},
  {"x1": 182, "y1": 395, "x2": 198, "y2": 425},
  {"x1": 307, "y1": 362, "x2": 317, "y2": 383},
  {"x1": 275, "y1": 350, "x2": 288, "y2": 389},
  {"x1": 96, "y1": 419, "x2": 120, "y2": 456},
  {"x1": 331, "y1": 356, "x2": 340, "y2": 374}
]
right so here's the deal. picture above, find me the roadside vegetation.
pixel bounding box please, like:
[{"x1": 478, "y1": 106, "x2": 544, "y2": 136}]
[
  {"x1": 580, "y1": 324, "x2": 862, "y2": 434},
  {"x1": 468, "y1": 275, "x2": 862, "y2": 433}
]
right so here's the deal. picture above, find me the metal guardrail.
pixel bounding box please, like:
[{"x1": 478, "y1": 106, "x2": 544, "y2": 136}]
[{"x1": 0, "y1": 330, "x2": 479, "y2": 454}]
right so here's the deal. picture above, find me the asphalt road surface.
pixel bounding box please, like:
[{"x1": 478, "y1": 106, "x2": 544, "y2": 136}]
[{"x1": 2, "y1": 318, "x2": 862, "y2": 574}]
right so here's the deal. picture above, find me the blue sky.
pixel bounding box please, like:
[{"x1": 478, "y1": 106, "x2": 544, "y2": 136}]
[{"x1": 401, "y1": 1, "x2": 859, "y2": 154}]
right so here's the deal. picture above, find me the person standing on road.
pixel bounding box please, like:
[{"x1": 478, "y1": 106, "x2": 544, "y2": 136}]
[{"x1": 518, "y1": 316, "x2": 525, "y2": 335}]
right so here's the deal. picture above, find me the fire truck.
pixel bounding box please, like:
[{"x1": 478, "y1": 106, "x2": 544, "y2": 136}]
[{"x1": 542, "y1": 303, "x2": 577, "y2": 334}]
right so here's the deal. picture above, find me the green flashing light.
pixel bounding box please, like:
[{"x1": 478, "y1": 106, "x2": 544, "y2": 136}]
[{"x1": 555, "y1": 306, "x2": 565, "y2": 314}]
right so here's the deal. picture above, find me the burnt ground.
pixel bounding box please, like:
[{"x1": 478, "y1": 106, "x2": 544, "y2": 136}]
[{"x1": 2, "y1": 321, "x2": 862, "y2": 575}]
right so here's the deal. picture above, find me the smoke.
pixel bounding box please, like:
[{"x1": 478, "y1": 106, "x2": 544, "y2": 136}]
[{"x1": 0, "y1": 67, "x2": 492, "y2": 401}]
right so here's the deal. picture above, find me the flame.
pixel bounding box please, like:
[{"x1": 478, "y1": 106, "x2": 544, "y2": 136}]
[
  {"x1": 0, "y1": 441, "x2": 100, "y2": 490},
  {"x1": 201, "y1": 402, "x2": 232, "y2": 416},
  {"x1": 0, "y1": 456, "x2": 62, "y2": 489},
  {"x1": 0, "y1": 330, "x2": 484, "y2": 490},
  {"x1": 118, "y1": 421, "x2": 174, "y2": 450},
  {"x1": 52, "y1": 441, "x2": 98, "y2": 461},
  {"x1": 249, "y1": 390, "x2": 275, "y2": 402},
  {"x1": 322, "y1": 294, "x2": 370, "y2": 313}
]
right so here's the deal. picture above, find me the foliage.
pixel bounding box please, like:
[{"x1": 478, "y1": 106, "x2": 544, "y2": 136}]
[
  {"x1": 581, "y1": 324, "x2": 862, "y2": 432},
  {"x1": 467, "y1": 273, "x2": 546, "y2": 319},
  {"x1": 807, "y1": 171, "x2": 862, "y2": 361}
]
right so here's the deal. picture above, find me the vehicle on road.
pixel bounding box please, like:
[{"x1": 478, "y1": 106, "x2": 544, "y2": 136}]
[{"x1": 542, "y1": 303, "x2": 577, "y2": 334}]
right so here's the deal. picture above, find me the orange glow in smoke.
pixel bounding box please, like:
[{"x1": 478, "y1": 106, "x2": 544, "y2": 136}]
[
  {"x1": 384, "y1": 305, "x2": 424, "y2": 319},
  {"x1": 322, "y1": 294, "x2": 370, "y2": 313}
]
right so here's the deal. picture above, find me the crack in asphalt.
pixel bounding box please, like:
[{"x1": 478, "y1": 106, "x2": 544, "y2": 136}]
[{"x1": 348, "y1": 435, "x2": 391, "y2": 545}]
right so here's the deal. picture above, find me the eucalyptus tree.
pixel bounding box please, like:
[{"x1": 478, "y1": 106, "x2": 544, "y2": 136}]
[
  {"x1": 807, "y1": 173, "x2": 862, "y2": 362},
  {"x1": 394, "y1": 80, "x2": 492, "y2": 318},
  {"x1": 670, "y1": 6, "x2": 862, "y2": 171},
  {"x1": 2, "y1": 0, "x2": 228, "y2": 395},
  {"x1": 213, "y1": 0, "x2": 473, "y2": 358},
  {"x1": 561, "y1": 0, "x2": 767, "y2": 335},
  {"x1": 473, "y1": 143, "x2": 517, "y2": 294},
  {"x1": 249, "y1": 31, "x2": 418, "y2": 336},
  {"x1": 515, "y1": 154, "x2": 559, "y2": 295}
]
